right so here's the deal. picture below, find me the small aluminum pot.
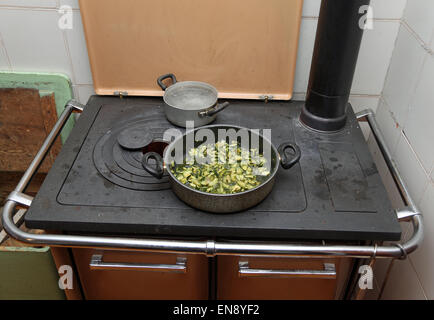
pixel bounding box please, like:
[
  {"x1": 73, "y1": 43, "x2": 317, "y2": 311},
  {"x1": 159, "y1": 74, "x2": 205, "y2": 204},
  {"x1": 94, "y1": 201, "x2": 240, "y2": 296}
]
[
  {"x1": 142, "y1": 125, "x2": 301, "y2": 213},
  {"x1": 157, "y1": 73, "x2": 229, "y2": 127}
]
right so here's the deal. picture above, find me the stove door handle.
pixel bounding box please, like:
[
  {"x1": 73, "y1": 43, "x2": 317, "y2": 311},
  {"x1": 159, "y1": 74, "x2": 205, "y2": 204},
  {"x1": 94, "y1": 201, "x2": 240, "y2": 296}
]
[
  {"x1": 90, "y1": 253, "x2": 187, "y2": 273},
  {"x1": 142, "y1": 152, "x2": 164, "y2": 179},
  {"x1": 238, "y1": 261, "x2": 336, "y2": 279}
]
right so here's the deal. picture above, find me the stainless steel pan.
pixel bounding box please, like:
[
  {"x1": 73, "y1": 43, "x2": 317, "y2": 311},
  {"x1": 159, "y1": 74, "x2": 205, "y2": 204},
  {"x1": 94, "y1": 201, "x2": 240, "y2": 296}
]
[
  {"x1": 157, "y1": 73, "x2": 230, "y2": 127},
  {"x1": 142, "y1": 124, "x2": 301, "y2": 213}
]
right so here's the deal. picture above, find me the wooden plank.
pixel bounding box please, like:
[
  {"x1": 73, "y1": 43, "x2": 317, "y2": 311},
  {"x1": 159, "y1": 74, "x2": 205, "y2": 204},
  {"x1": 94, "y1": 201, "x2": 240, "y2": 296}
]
[
  {"x1": 0, "y1": 88, "x2": 57, "y2": 173},
  {"x1": 0, "y1": 71, "x2": 74, "y2": 143}
]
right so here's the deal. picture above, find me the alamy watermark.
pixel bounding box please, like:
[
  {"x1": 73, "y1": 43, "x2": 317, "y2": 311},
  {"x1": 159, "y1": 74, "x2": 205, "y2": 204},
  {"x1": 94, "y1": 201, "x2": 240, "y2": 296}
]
[
  {"x1": 359, "y1": 5, "x2": 374, "y2": 30},
  {"x1": 58, "y1": 265, "x2": 73, "y2": 290},
  {"x1": 58, "y1": 5, "x2": 73, "y2": 30},
  {"x1": 162, "y1": 121, "x2": 273, "y2": 175},
  {"x1": 358, "y1": 265, "x2": 374, "y2": 290}
]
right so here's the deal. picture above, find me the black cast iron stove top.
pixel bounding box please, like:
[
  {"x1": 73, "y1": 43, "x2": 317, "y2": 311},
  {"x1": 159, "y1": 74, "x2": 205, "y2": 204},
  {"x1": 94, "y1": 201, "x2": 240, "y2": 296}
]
[{"x1": 25, "y1": 96, "x2": 401, "y2": 241}]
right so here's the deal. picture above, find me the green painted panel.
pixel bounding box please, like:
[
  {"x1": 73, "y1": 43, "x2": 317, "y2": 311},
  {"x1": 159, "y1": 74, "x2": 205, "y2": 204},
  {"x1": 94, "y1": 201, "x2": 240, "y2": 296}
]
[
  {"x1": 0, "y1": 246, "x2": 65, "y2": 300},
  {"x1": 0, "y1": 71, "x2": 75, "y2": 143}
]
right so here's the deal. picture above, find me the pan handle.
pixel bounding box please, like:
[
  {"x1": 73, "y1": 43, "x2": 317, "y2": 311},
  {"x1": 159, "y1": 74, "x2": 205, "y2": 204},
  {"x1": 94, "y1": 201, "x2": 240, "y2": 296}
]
[
  {"x1": 278, "y1": 142, "x2": 301, "y2": 169},
  {"x1": 198, "y1": 101, "x2": 230, "y2": 118},
  {"x1": 157, "y1": 73, "x2": 177, "y2": 91},
  {"x1": 142, "y1": 152, "x2": 165, "y2": 179}
]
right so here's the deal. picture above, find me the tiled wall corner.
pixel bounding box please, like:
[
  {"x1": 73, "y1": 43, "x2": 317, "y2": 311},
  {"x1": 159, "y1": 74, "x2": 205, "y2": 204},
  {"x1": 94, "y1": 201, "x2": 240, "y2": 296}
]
[
  {"x1": 380, "y1": 258, "x2": 427, "y2": 300},
  {"x1": 375, "y1": 98, "x2": 401, "y2": 154},
  {"x1": 404, "y1": 54, "x2": 434, "y2": 173},
  {"x1": 373, "y1": 0, "x2": 434, "y2": 301},
  {"x1": 403, "y1": 0, "x2": 434, "y2": 45},
  {"x1": 382, "y1": 24, "x2": 427, "y2": 127},
  {"x1": 393, "y1": 133, "x2": 429, "y2": 204}
]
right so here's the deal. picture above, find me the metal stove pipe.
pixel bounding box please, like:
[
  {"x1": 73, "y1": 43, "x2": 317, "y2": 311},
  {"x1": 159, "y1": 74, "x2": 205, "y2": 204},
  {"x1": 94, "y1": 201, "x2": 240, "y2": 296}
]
[{"x1": 300, "y1": 0, "x2": 371, "y2": 132}]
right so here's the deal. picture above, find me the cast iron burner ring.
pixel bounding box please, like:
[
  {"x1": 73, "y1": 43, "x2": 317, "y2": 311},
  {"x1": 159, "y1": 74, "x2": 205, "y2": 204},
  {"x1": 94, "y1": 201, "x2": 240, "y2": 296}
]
[
  {"x1": 93, "y1": 119, "x2": 171, "y2": 191},
  {"x1": 117, "y1": 124, "x2": 154, "y2": 150}
]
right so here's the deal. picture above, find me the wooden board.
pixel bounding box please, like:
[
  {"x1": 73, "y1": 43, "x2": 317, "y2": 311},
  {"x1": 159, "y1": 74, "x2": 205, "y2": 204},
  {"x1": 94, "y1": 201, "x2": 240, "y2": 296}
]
[
  {"x1": 79, "y1": 0, "x2": 303, "y2": 100},
  {"x1": 0, "y1": 72, "x2": 74, "y2": 143},
  {"x1": 0, "y1": 88, "x2": 62, "y2": 204},
  {"x1": 0, "y1": 88, "x2": 61, "y2": 173}
]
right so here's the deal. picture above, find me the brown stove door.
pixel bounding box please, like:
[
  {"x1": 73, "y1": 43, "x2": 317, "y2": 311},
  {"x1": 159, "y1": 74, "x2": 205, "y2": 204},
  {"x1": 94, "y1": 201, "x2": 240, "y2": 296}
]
[
  {"x1": 217, "y1": 256, "x2": 352, "y2": 300},
  {"x1": 72, "y1": 249, "x2": 208, "y2": 300}
]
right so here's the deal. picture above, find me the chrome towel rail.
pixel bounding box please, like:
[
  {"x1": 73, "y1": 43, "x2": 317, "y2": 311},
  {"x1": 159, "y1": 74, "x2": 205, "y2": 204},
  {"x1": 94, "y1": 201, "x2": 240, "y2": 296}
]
[{"x1": 1, "y1": 102, "x2": 423, "y2": 259}]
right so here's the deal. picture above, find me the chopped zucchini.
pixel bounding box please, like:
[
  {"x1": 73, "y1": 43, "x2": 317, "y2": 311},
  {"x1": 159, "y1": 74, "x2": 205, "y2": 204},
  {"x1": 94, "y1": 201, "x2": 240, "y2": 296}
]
[{"x1": 170, "y1": 140, "x2": 270, "y2": 194}]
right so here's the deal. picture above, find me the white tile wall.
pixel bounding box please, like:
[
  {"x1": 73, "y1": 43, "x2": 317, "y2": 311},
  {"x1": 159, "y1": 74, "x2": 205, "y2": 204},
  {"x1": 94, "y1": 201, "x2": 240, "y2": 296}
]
[
  {"x1": 73, "y1": 84, "x2": 95, "y2": 105},
  {"x1": 293, "y1": 18, "x2": 317, "y2": 93},
  {"x1": 373, "y1": 0, "x2": 434, "y2": 301},
  {"x1": 301, "y1": 0, "x2": 321, "y2": 17},
  {"x1": 403, "y1": 0, "x2": 434, "y2": 44},
  {"x1": 382, "y1": 24, "x2": 426, "y2": 127},
  {"x1": 64, "y1": 10, "x2": 93, "y2": 85},
  {"x1": 375, "y1": 98, "x2": 401, "y2": 154},
  {"x1": 0, "y1": 8, "x2": 73, "y2": 77},
  {"x1": 404, "y1": 54, "x2": 434, "y2": 173},
  {"x1": 0, "y1": 0, "x2": 57, "y2": 8},
  {"x1": 409, "y1": 183, "x2": 434, "y2": 299},
  {"x1": 352, "y1": 21, "x2": 400, "y2": 95},
  {"x1": 393, "y1": 133, "x2": 429, "y2": 204},
  {"x1": 370, "y1": 0, "x2": 407, "y2": 19},
  {"x1": 59, "y1": 0, "x2": 79, "y2": 10},
  {"x1": 0, "y1": 33, "x2": 10, "y2": 70},
  {"x1": 380, "y1": 259, "x2": 427, "y2": 300}
]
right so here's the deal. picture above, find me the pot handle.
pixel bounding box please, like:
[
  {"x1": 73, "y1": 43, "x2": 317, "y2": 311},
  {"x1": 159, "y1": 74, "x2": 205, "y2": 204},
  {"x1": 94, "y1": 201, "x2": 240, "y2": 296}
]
[
  {"x1": 278, "y1": 142, "x2": 301, "y2": 170},
  {"x1": 142, "y1": 152, "x2": 165, "y2": 179},
  {"x1": 198, "y1": 101, "x2": 230, "y2": 118},
  {"x1": 157, "y1": 73, "x2": 177, "y2": 91}
]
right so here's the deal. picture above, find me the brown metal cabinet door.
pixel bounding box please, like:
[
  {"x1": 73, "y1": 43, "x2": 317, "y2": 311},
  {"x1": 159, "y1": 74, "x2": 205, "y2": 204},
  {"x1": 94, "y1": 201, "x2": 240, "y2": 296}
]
[
  {"x1": 72, "y1": 249, "x2": 208, "y2": 300},
  {"x1": 217, "y1": 256, "x2": 349, "y2": 300}
]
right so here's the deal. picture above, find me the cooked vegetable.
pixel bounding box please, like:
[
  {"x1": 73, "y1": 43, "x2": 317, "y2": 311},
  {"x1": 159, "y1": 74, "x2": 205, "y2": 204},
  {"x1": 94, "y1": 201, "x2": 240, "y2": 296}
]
[{"x1": 170, "y1": 140, "x2": 270, "y2": 194}]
